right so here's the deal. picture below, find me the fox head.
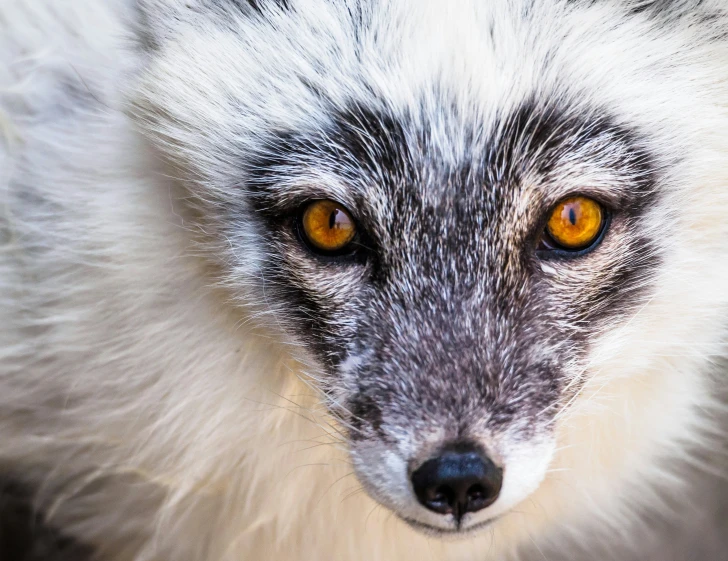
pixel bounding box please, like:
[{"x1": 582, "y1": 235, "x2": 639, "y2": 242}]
[{"x1": 134, "y1": 0, "x2": 728, "y2": 535}]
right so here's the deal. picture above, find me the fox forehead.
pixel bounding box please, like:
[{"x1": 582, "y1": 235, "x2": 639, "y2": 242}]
[{"x1": 137, "y1": 0, "x2": 696, "y2": 208}]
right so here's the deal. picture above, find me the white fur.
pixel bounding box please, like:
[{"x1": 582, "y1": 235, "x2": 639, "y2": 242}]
[{"x1": 1, "y1": 0, "x2": 728, "y2": 560}]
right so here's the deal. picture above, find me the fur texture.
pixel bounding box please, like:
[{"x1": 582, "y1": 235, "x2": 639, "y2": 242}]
[{"x1": 1, "y1": 0, "x2": 728, "y2": 559}]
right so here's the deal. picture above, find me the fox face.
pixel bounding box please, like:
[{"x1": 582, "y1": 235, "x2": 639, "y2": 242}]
[{"x1": 134, "y1": 0, "x2": 728, "y2": 537}]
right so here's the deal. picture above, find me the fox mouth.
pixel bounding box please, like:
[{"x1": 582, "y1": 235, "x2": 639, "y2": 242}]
[{"x1": 401, "y1": 515, "x2": 499, "y2": 537}]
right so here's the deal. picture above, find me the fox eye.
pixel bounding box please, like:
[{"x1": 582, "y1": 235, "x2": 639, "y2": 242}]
[
  {"x1": 300, "y1": 200, "x2": 357, "y2": 254},
  {"x1": 541, "y1": 196, "x2": 606, "y2": 254}
]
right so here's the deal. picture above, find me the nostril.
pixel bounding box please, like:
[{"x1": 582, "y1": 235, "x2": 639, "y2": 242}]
[
  {"x1": 411, "y1": 444, "x2": 503, "y2": 519},
  {"x1": 468, "y1": 483, "x2": 486, "y2": 501},
  {"x1": 423, "y1": 485, "x2": 454, "y2": 514},
  {"x1": 465, "y1": 483, "x2": 492, "y2": 512}
]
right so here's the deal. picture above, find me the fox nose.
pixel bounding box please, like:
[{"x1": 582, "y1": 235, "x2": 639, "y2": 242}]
[{"x1": 411, "y1": 444, "x2": 503, "y2": 519}]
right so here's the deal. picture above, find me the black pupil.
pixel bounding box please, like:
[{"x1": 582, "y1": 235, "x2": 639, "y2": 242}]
[
  {"x1": 329, "y1": 209, "x2": 339, "y2": 229},
  {"x1": 568, "y1": 207, "x2": 577, "y2": 225}
]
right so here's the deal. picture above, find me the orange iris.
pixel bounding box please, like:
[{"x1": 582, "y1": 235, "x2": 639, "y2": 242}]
[
  {"x1": 302, "y1": 200, "x2": 356, "y2": 252},
  {"x1": 546, "y1": 196, "x2": 603, "y2": 250}
]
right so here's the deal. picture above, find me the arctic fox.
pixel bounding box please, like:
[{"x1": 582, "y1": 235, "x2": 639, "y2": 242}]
[{"x1": 1, "y1": 0, "x2": 727, "y2": 560}]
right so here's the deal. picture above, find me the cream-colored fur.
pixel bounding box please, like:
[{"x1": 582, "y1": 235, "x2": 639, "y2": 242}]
[{"x1": 1, "y1": 0, "x2": 727, "y2": 560}]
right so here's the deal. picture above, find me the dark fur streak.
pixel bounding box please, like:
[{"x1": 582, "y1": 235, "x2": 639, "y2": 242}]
[
  {"x1": 348, "y1": 393, "x2": 386, "y2": 439},
  {"x1": 587, "y1": 235, "x2": 660, "y2": 321},
  {"x1": 627, "y1": 0, "x2": 705, "y2": 17},
  {"x1": 261, "y1": 259, "x2": 345, "y2": 366},
  {"x1": 0, "y1": 477, "x2": 94, "y2": 561},
  {"x1": 500, "y1": 98, "x2": 657, "y2": 201},
  {"x1": 226, "y1": 0, "x2": 290, "y2": 15}
]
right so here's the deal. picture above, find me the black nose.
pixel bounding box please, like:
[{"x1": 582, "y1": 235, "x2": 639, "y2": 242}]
[{"x1": 411, "y1": 444, "x2": 503, "y2": 519}]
